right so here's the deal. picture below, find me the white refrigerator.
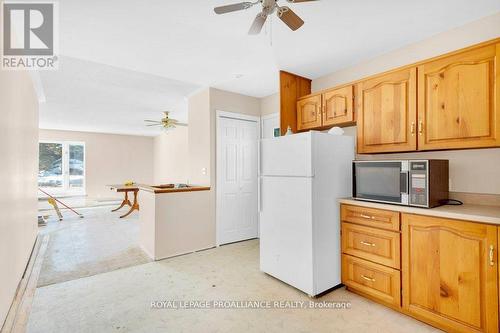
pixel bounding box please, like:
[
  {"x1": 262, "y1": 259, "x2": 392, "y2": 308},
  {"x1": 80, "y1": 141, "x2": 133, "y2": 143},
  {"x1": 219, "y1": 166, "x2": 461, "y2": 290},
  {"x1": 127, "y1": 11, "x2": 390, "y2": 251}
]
[{"x1": 259, "y1": 131, "x2": 354, "y2": 296}]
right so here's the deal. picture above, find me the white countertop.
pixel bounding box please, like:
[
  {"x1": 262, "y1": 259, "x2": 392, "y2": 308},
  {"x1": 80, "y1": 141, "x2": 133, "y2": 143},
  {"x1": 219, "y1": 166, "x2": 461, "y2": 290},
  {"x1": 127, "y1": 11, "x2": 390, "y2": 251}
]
[{"x1": 339, "y1": 198, "x2": 500, "y2": 225}]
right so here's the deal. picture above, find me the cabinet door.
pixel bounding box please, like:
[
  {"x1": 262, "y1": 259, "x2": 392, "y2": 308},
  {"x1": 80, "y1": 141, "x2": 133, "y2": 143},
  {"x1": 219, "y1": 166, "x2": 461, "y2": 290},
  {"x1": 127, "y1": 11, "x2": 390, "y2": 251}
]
[
  {"x1": 322, "y1": 85, "x2": 354, "y2": 126},
  {"x1": 417, "y1": 43, "x2": 500, "y2": 150},
  {"x1": 402, "y1": 214, "x2": 498, "y2": 333},
  {"x1": 297, "y1": 95, "x2": 322, "y2": 131},
  {"x1": 357, "y1": 68, "x2": 417, "y2": 153}
]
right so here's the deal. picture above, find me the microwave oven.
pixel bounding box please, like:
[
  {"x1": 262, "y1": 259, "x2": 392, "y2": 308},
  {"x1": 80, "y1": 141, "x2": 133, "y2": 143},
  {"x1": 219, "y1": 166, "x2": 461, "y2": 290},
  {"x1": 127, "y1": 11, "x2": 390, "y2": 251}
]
[{"x1": 352, "y1": 160, "x2": 449, "y2": 208}]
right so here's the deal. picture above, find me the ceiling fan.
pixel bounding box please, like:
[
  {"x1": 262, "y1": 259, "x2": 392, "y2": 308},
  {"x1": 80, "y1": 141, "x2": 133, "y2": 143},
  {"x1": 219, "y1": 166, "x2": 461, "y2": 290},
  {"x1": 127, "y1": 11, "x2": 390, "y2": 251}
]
[
  {"x1": 144, "y1": 111, "x2": 188, "y2": 130},
  {"x1": 214, "y1": 0, "x2": 318, "y2": 34}
]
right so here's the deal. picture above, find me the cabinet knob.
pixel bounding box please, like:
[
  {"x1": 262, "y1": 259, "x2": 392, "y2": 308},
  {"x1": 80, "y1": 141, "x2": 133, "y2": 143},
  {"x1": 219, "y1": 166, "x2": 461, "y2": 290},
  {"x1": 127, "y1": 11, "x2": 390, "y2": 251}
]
[
  {"x1": 418, "y1": 121, "x2": 424, "y2": 135},
  {"x1": 411, "y1": 122, "x2": 415, "y2": 135}
]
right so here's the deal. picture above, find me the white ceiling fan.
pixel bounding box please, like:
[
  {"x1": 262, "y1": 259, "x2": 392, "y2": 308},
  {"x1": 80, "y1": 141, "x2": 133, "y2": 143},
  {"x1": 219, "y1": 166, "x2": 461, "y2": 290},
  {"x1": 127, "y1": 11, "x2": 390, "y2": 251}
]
[
  {"x1": 144, "y1": 111, "x2": 188, "y2": 130},
  {"x1": 214, "y1": 0, "x2": 318, "y2": 34}
]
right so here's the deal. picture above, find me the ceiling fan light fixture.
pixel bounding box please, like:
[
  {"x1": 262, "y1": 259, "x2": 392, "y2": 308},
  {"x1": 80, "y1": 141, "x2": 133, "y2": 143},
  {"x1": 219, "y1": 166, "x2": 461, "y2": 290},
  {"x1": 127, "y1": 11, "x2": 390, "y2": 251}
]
[
  {"x1": 144, "y1": 111, "x2": 188, "y2": 130},
  {"x1": 214, "y1": 0, "x2": 313, "y2": 34},
  {"x1": 277, "y1": 6, "x2": 304, "y2": 31},
  {"x1": 213, "y1": 1, "x2": 255, "y2": 14},
  {"x1": 248, "y1": 12, "x2": 268, "y2": 35}
]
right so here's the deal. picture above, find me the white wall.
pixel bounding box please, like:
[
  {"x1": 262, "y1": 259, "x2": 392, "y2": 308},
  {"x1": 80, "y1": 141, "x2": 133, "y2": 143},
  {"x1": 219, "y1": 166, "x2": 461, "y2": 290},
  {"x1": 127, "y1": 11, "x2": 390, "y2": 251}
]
[
  {"x1": 187, "y1": 87, "x2": 261, "y2": 186},
  {"x1": 39, "y1": 129, "x2": 154, "y2": 199},
  {"x1": 260, "y1": 93, "x2": 279, "y2": 116},
  {"x1": 313, "y1": 12, "x2": 500, "y2": 91},
  {"x1": 311, "y1": 13, "x2": 500, "y2": 195},
  {"x1": 188, "y1": 88, "x2": 211, "y2": 186},
  {"x1": 153, "y1": 127, "x2": 189, "y2": 184},
  {"x1": 186, "y1": 87, "x2": 261, "y2": 247},
  {"x1": 0, "y1": 70, "x2": 39, "y2": 326}
]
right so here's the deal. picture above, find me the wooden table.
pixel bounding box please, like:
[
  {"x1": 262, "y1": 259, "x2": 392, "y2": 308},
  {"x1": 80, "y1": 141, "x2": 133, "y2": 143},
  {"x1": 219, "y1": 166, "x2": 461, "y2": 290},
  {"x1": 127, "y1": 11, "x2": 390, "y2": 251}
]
[{"x1": 108, "y1": 184, "x2": 140, "y2": 218}]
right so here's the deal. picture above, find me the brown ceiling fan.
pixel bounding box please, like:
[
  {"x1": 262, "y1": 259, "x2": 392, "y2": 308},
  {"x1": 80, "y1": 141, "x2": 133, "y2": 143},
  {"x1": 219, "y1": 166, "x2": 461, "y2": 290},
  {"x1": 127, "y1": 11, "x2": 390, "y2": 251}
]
[
  {"x1": 214, "y1": 0, "x2": 318, "y2": 34},
  {"x1": 144, "y1": 111, "x2": 187, "y2": 130}
]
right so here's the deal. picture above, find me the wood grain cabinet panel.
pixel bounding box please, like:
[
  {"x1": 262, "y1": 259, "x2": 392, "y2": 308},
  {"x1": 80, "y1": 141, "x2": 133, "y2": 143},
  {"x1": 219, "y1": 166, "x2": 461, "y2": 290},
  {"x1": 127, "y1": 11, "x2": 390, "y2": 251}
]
[
  {"x1": 402, "y1": 213, "x2": 499, "y2": 333},
  {"x1": 342, "y1": 254, "x2": 401, "y2": 308},
  {"x1": 322, "y1": 85, "x2": 354, "y2": 126},
  {"x1": 342, "y1": 223, "x2": 400, "y2": 269},
  {"x1": 356, "y1": 68, "x2": 417, "y2": 153},
  {"x1": 341, "y1": 204, "x2": 400, "y2": 231},
  {"x1": 417, "y1": 44, "x2": 500, "y2": 150},
  {"x1": 297, "y1": 94, "x2": 322, "y2": 131},
  {"x1": 280, "y1": 71, "x2": 312, "y2": 135}
]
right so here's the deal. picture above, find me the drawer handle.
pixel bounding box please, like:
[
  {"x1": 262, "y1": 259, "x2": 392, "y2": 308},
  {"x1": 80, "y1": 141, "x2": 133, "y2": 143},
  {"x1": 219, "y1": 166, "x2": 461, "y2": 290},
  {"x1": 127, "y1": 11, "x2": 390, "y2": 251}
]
[
  {"x1": 360, "y1": 241, "x2": 376, "y2": 247},
  {"x1": 489, "y1": 245, "x2": 495, "y2": 266},
  {"x1": 360, "y1": 213, "x2": 373, "y2": 219},
  {"x1": 361, "y1": 275, "x2": 375, "y2": 282}
]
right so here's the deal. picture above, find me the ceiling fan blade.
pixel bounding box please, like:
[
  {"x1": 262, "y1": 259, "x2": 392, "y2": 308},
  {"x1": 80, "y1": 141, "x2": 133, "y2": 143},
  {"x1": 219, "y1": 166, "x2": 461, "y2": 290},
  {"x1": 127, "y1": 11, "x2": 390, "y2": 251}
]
[
  {"x1": 277, "y1": 6, "x2": 304, "y2": 31},
  {"x1": 144, "y1": 120, "x2": 162, "y2": 123},
  {"x1": 146, "y1": 124, "x2": 162, "y2": 127},
  {"x1": 214, "y1": 2, "x2": 253, "y2": 14},
  {"x1": 286, "y1": 0, "x2": 319, "y2": 3},
  {"x1": 176, "y1": 123, "x2": 188, "y2": 127},
  {"x1": 248, "y1": 13, "x2": 267, "y2": 35}
]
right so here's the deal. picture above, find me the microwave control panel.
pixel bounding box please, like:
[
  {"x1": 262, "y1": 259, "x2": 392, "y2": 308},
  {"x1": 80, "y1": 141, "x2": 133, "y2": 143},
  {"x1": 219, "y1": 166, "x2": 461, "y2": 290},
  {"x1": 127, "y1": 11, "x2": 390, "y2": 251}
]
[{"x1": 409, "y1": 161, "x2": 428, "y2": 206}]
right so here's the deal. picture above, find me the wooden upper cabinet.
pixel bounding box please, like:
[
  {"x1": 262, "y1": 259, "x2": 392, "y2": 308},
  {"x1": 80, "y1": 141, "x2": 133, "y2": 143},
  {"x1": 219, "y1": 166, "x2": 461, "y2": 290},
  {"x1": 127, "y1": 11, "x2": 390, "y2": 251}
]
[
  {"x1": 356, "y1": 68, "x2": 417, "y2": 153},
  {"x1": 322, "y1": 85, "x2": 355, "y2": 126},
  {"x1": 297, "y1": 94, "x2": 322, "y2": 131},
  {"x1": 402, "y1": 214, "x2": 499, "y2": 333},
  {"x1": 417, "y1": 43, "x2": 500, "y2": 150}
]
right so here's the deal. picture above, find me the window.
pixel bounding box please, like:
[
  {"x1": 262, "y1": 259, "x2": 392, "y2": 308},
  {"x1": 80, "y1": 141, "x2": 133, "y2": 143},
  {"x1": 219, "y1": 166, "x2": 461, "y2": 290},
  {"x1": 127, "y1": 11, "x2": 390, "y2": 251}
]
[{"x1": 39, "y1": 141, "x2": 85, "y2": 195}]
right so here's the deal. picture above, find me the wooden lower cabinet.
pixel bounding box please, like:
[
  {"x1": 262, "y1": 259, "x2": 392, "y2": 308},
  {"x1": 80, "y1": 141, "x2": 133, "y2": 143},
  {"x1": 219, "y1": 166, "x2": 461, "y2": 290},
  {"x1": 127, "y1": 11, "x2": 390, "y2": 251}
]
[
  {"x1": 341, "y1": 222, "x2": 400, "y2": 269},
  {"x1": 341, "y1": 204, "x2": 400, "y2": 231},
  {"x1": 342, "y1": 255, "x2": 401, "y2": 308},
  {"x1": 341, "y1": 203, "x2": 500, "y2": 332},
  {"x1": 402, "y1": 213, "x2": 499, "y2": 333}
]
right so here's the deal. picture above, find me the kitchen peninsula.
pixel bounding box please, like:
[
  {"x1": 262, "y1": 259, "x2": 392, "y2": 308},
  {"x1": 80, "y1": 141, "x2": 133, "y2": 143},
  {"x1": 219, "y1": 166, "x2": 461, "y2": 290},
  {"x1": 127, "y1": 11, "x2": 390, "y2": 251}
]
[{"x1": 138, "y1": 184, "x2": 212, "y2": 260}]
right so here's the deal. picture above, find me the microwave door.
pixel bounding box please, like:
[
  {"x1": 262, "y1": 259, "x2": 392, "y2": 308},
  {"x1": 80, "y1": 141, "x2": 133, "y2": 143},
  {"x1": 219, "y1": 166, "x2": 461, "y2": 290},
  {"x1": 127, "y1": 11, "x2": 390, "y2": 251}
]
[{"x1": 354, "y1": 161, "x2": 409, "y2": 205}]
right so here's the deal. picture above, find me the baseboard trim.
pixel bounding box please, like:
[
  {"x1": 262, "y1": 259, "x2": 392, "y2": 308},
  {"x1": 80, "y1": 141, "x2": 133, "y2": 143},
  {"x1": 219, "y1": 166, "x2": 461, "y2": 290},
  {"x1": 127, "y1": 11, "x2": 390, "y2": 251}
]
[{"x1": 1, "y1": 235, "x2": 49, "y2": 333}]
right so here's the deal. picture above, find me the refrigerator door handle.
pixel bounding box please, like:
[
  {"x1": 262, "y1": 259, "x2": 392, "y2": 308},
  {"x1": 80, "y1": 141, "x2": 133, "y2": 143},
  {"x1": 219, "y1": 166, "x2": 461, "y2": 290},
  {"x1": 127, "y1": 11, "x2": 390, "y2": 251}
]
[{"x1": 259, "y1": 177, "x2": 263, "y2": 212}]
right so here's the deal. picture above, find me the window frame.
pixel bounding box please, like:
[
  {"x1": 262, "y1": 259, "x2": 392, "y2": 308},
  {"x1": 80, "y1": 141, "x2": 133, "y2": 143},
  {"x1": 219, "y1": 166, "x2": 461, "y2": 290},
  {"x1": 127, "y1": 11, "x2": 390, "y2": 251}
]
[{"x1": 38, "y1": 140, "x2": 86, "y2": 197}]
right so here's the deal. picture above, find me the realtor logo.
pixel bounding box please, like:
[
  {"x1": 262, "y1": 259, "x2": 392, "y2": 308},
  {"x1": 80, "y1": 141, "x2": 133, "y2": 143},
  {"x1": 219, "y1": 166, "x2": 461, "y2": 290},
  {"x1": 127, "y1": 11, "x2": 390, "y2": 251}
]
[{"x1": 1, "y1": 1, "x2": 59, "y2": 70}]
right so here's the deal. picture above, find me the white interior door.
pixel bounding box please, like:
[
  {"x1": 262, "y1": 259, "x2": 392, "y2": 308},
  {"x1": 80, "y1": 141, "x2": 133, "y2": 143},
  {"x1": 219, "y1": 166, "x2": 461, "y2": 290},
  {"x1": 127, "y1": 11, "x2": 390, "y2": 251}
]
[
  {"x1": 217, "y1": 113, "x2": 259, "y2": 245},
  {"x1": 261, "y1": 113, "x2": 280, "y2": 139}
]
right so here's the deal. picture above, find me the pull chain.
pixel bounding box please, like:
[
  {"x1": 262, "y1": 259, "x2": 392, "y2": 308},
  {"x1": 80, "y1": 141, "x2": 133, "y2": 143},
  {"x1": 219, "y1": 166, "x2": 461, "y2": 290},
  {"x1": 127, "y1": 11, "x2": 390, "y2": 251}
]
[{"x1": 269, "y1": 16, "x2": 273, "y2": 47}]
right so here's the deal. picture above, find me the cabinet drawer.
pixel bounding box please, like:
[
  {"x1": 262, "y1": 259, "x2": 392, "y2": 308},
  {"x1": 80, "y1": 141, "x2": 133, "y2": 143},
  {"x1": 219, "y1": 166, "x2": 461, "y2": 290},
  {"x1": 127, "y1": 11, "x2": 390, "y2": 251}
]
[
  {"x1": 342, "y1": 255, "x2": 401, "y2": 308},
  {"x1": 342, "y1": 222, "x2": 400, "y2": 269},
  {"x1": 341, "y1": 204, "x2": 400, "y2": 231}
]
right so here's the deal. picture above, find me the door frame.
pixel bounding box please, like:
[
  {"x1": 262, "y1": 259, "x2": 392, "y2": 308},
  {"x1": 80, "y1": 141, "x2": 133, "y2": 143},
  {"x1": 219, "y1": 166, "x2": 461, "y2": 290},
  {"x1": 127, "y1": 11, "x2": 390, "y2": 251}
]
[
  {"x1": 260, "y1": 112, "x2": 280, "y2": 139},
  {"x1": 216, "y1": 110, "x2": 261, "y2": 246}
]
